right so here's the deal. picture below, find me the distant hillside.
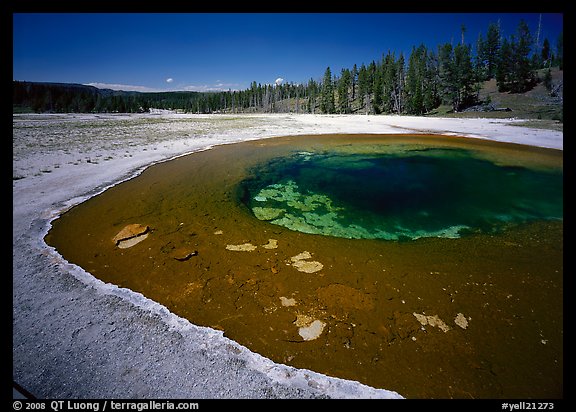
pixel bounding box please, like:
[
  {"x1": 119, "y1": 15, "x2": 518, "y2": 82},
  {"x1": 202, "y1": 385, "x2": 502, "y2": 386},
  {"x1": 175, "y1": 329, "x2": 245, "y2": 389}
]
[
  {"x1": 426, "y1": 67, "x2": 563, "y2": 131},
  {"x1": 13, "y1": 81, "x2": 200, "y2": 114}
]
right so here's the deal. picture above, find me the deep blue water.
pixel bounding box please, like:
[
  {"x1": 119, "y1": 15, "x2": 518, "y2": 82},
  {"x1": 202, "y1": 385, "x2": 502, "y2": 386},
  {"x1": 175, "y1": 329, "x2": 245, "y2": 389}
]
[{"x1": 242, "y1": 147, "x2": 563, "y2": 240}]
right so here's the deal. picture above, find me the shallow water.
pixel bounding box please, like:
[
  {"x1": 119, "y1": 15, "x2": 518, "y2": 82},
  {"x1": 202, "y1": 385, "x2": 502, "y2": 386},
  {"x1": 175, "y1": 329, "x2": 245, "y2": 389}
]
[{"x1": 45, "y1": 134, "x2": 563, "y2": 398}]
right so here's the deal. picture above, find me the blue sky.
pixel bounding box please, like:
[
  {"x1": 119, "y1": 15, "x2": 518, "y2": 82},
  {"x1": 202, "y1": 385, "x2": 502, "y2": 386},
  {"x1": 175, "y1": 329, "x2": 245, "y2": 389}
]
[{"x1": 13, "y1": 13, "x2": 563, "y2": 92}]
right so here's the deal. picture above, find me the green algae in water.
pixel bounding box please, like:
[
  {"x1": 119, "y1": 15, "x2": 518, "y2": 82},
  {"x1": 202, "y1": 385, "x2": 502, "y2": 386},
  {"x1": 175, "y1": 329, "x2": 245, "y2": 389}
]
[{"x1": 241, "y1": 147, "x2": 563, "y2": 241}]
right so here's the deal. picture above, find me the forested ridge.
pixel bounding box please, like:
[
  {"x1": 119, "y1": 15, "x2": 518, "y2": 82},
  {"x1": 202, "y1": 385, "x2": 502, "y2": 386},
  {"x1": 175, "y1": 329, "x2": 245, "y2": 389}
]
[{"x1": 14, "y1": 19, "x2": 563, "y2": 116}]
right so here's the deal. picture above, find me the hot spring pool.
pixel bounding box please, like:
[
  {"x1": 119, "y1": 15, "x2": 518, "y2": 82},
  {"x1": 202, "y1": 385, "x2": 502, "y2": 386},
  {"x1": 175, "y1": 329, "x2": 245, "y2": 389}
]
[
  {"x1": 45, "y1": 134, "x2": 563, "y2": 398},
  {"x1": 242, "y1": 145, "x2": 562, "y2": 241}
]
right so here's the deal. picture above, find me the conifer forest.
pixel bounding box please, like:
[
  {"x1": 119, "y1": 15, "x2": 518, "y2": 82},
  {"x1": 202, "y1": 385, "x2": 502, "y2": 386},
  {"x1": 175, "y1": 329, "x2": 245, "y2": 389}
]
[{"x1": 13, "y1": 19, "x2": 563, "y2": 116}]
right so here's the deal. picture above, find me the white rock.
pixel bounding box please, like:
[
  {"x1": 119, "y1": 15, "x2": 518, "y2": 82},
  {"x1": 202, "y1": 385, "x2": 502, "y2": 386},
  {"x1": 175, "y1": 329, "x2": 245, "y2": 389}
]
[
  {"x1": 279, "y1": 296, "x2": 296, "y2": 307},
  {"x1": 290, "y1": 251, "x2": 323, "y2": 273},
  {"x1": 226, "y1": 243, "x2": 257, "y2": 252},
  {"x1": 454, "y1": 313, "x2": 469, "y2": 329},
  {"x1": 112, "y1": 224, "x2": 150, "y2": 249},
  {"x1": 298, "y1": 320, "x2": 326, "y2": 341},
  {"x1": 117, "y1": 233, "x2": 149, "y2": 249},
  {"x1": 413, "y1": 313, "x2": 451, "y2": 332},
  {"x1": 291, "y1": 251, "x2": 312, "y2": 262},
  {"x1": 262, "y1": 239, "x2": 278, "y2": 249},
  {"x1": 292, "y1": 260, "x2": 323, "y2": 273}
]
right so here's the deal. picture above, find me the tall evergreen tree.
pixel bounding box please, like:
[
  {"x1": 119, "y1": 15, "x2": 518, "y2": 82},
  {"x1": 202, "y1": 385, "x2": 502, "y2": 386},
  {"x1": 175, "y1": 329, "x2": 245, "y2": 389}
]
[
  {"x1": 337, "y1": 68, "x2": 352, "y2": 113},
  {"x1": 307, "y1": 78, "x2": 318, "y2": 113},
  {"x1": 357, "y1": 63, "x2": 369, "y2": 113},
  {"x1": 351, "y1": 64, "x2": 358, "y2": 101},
  {"x1": 392, "y1": 53, "x2": 405, "y2": 114},
  {"x1": 453, "y1": 43, "x2": 478, "y2": 110},
  {"x1": 382, "y1": 51, "x2": 396, "y2": 113},
  {"x1": 510, "y1": 19, "x2": 534, "y2": 92},
  {"x1": 423, "y1": 50, "x2": 441, "y2": 112},
  {"x1": 541, "y1": 38, "x2": 551, "y2": 67},
  {"x1": 496, "y1": 37, "x2": 512, "y2": 92},
  {"x1": 484, "y1": 22, "x2": 501, "y2": 79},
  {"x1": 497, "y1": 19, "x2": 535, "y2": 93},
  {"x1": 438, "y1": 42, "x2": 477, "y2": 111},
  {"x1": 438, "y1": 43, "x2": 456, "y2": 108},
  {"x1": 372, "y1": 64, "x2": 383, "y2": 113},
  {"x1": 556, "y1": 30, "x2": 563, "y2": 70},
  {"x1": 405, "y1": 45, "x2": 428, "y2": 114},
  {"x1": 320, "y1": 66, "x2": 335, "y2": 114}
]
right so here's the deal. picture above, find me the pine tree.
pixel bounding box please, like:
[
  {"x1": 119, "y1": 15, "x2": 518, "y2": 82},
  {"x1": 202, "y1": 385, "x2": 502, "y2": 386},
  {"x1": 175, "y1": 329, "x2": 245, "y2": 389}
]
[
  {"x1": 423, "y1": 50, "x2": 440, "y2": 112},
  {"x1": 510, "y1": 19, "x2": 534, "y2": 92},
  {"x1": 478, "y1": 22, "x2": 501, "y2": 80},
  {"x1": 496, "y1": 38, "x2": 512, "y2": 92},
  {"x1": 337, "y1": 68, "x2": 352, "y2": 113},
  {"x1": 320, "y1": 67, "x2": 335, "y2": 114},
  {"x1": 496, "y1": 19, "x2": 535, "y2": 93},
  {"x1": 372, "y1": 64, "x2": 383, "y2": 114},
  {"x1": 307, "y1": 78, "x2": 318, "y2": 113},
  {"x1": 351, "y1": 64, "x2": 358, "y2": 101},
  {"x1": 453, "y1": 43, "x2": 477, "y2": 110},
  {"x1": 438, "y1": 42, "x2": 477, "y2": 112},
  {"x1": 406, "y1": 45, "x2": 427, "y2": 114},
  {"x1": 392, "y1": 53, "x2": 405, "y2": 114},
  {"x1": 357, "y1": 64, "x2": 369, "y2": 113},
  {"x1": 382, "y1": 51, "x2": 396, "y2": 113},
  {"x1": 358, "y1": 62, "x2": 378, "y2": 113},
  {"x1": 541, "y1": 38, "x2": 551, "y2": 67},
  {"x1": 439, "y1": 43, "x2": 456, "y2": 109},
  {"x1": 556, "y1": 31, "x2": 563, "y2": 70}
]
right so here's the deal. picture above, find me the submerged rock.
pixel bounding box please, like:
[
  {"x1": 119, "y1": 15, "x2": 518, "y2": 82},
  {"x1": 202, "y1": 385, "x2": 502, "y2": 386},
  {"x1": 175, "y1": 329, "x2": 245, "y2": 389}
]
[
  {"x1": 290, "y1": 251, "x2": 323, "y2": 273},
  {"x1": 413, "y1": 313, "x2": 451, "y2": 332},
  {"x1": 226, "y1": 243, "x2": 257, "y2": 252},
  {"x1": 279, "y1": 296, "x2": 297, "y2": 307},
  {"x1": 294, "y1": 314, "x2": 325, "y2": 341},
  {"x1": 291, "y1": 251, "x2": 312, "y2": 261},
  {"x1": 298, "y1": 319, "x2": 326, "y2": 341},
  {"x1": 454, "y1": 313, "x2": 469, "y2": 329},
  {"x1": 252, "y1": 207, "x2": 286, "y2": 221},
  {"x1": 171, "y1": 247, "x2": 198, "y2": 261},
  {"x1": 262, "y1": 239, "x2": 279, "y2": 249},
  {"x1": 117, "y1": 234, "x2": 149, "y2": 249},
  {"x1": 112, "y1": 224, "x2": 149, "y2": 249}
]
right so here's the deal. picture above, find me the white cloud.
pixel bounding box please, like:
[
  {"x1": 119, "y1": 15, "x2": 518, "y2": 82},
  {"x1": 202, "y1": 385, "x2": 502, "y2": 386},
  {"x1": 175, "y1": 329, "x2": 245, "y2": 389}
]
[
  {"x1": 85, "y1": 80, "x2": 243, "y2": 93},
  {"x1": 182, "y1": 82, "x2": 242, "y2": 92},
  {"x1": 85, "y1": 82, "x2": 162, "y2": 92},
  {"x1": 275, "y1": 77, "x2": 284, "y2": 86}
]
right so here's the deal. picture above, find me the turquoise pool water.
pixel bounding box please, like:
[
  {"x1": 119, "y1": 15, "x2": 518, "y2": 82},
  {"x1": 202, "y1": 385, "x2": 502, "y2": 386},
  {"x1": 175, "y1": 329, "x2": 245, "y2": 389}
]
[{"x1": 241, "y1": 147, "x2": 563, "y2": 241}]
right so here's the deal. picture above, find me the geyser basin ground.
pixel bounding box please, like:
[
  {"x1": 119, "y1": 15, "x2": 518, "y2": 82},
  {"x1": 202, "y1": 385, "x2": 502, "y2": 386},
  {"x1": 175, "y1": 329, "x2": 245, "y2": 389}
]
[{"x1": 45, "y1": 134, "x2": 563, "y2": 398}]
